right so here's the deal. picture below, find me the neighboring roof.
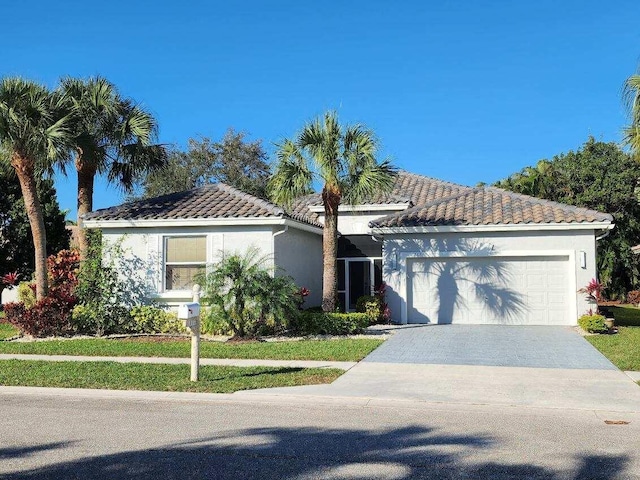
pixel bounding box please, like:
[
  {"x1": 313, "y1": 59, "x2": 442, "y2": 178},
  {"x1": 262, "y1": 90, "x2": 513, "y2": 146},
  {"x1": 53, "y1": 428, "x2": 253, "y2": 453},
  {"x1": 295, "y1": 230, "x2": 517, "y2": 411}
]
[
  {"x1": 632, "y1": 245, "x2": 640, "y2": 255},
  {"x1": 83, "y1": 183, "x2": 322, "y2": 228},
  {"x1": 370, "y1": 185, "x2": 614, "y2": 228}
]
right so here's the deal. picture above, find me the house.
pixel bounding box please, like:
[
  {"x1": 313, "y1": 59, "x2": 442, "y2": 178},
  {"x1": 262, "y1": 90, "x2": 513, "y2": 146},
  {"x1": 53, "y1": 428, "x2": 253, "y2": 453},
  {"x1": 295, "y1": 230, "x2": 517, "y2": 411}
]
[{"x1": 82, "y1": 172, "x2": 614, "y2": 325}]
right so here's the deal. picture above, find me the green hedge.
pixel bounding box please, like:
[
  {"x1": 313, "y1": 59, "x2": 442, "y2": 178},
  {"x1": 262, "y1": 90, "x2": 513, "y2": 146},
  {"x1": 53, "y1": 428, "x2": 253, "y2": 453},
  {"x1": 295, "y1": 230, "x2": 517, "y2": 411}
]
[
  {"x1": 289, "y1": 312, "x2": 370, "y2": 335},
  {"x1": 578, "y1": 314, "x2": 608, "y2": 333}
]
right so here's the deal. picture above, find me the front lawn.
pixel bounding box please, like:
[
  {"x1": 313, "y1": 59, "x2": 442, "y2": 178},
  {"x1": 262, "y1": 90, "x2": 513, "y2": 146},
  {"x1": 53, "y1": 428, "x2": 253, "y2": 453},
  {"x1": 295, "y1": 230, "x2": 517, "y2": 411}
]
[
  {"x1": 609, "y1": 305, "x2": 640, "y2": 327},
  {"x1": 585, "y1": 327, "x2": 640, "y2": 371},
  {"x1": 0, "y1": 337, "x2": 383, "y2": 362},
  {"x1": 0, "y1": 322, "x2": 20, "y2": 340},
  {"x1": 0, "y1": 360, "x2": 342, "y2": 393}
]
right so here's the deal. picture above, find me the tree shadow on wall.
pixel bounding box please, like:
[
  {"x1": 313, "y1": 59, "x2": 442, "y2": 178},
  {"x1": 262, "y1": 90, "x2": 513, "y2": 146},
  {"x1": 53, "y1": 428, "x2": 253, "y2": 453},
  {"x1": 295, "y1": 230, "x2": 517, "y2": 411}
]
[
  {"x1": 404, "y1": 237, "x2": 526, "y2": 324},
  {"x1": 3, "y1": 426, "x2": 630, "y2": 480}
]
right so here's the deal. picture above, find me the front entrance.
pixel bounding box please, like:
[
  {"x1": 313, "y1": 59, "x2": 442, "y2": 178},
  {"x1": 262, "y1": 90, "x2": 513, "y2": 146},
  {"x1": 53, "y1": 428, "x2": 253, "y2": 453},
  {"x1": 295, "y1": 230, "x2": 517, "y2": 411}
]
[{"x1": 338, "y1": 258, "x2": 382, "y2": 311}]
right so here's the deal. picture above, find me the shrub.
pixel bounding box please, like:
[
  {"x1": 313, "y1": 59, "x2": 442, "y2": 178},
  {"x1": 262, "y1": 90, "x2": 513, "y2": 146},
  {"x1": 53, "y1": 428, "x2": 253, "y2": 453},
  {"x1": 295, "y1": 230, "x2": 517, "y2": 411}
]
[
  {"x1": 74, "y1": 232, "x2": 155, "y2": 336},
  {"x1": 129, "y1": 306, "x2": 186, "y2": 334},
  {"x1": 199, "y1": 248, "x2": 300, "y2": 338},
  {"x1": 17, "y1": 282, "x2": 36, "y2": 308},
  {"x1": 578, "y1": 314, "x2": 608, "y2": 334},
  {"x1": 5, "y1": 250, "x2": 79, "y2": 337},
  {"x1": 355, "y1": 295, "x2": 382, "y2": 323},
  {"x1": 201, "y1": 305, "x2": 234, "y2": 336},
  {"x1": 627, "y1": 290, "x2": 640, "y2": 306},
  {"x1": 289, "y1": 312, "x2": 370, "y2": 336}
]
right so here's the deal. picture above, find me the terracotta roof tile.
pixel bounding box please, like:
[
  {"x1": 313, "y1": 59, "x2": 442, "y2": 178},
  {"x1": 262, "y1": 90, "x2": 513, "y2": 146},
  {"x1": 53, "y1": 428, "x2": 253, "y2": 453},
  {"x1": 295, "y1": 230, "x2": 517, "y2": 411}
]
[{"x1": 83, "y1": 183, "x2": 322, "y2": 228}]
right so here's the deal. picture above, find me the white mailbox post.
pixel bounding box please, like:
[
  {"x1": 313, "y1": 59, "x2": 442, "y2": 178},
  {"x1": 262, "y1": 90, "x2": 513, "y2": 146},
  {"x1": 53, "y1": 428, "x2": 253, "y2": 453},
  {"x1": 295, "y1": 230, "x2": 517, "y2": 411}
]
[{"x1": 178, "y1": 285, "x2": 202, "y2": 381}]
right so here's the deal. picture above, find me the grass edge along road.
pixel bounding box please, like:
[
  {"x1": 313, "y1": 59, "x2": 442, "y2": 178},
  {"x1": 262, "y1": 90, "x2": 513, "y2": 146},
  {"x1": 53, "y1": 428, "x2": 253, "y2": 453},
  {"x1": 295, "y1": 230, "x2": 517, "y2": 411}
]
[{"x1": 0, "y1": 359, "x2": 343, "y2": 393}]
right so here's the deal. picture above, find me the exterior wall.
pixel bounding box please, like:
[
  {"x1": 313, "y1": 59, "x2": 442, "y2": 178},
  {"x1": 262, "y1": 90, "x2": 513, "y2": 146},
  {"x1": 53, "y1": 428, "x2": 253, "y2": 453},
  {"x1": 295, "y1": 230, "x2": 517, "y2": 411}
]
[
  {"x1": 273, "y1": 227, "x2": 323, "y2": 307},
  {"x1": 382, "y1": 229, "x2": 599, "y2": 325},
  {"x1": 102, "y1": 225, "x2": 275, "y2": 307},
  {"x1": 316, "y1": 210, "x2": 404, "y2": 235}
]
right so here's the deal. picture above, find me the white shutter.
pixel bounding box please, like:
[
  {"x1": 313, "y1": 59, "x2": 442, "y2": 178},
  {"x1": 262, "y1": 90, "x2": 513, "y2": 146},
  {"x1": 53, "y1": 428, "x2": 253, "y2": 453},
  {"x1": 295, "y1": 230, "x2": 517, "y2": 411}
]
[{"x1": 146, "y1": 234, "x2": 162, "y2": 293}]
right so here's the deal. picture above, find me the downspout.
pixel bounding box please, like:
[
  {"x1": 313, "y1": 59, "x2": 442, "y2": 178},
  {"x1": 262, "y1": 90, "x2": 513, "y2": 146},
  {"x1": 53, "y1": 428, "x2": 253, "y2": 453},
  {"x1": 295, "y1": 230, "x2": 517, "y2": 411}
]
[
  {"x1": 272, "y1": 226, "x2": 289, "y2": 274},
  {"x1": 595, "y1": 230, "x2": 610, "y2": 242}
]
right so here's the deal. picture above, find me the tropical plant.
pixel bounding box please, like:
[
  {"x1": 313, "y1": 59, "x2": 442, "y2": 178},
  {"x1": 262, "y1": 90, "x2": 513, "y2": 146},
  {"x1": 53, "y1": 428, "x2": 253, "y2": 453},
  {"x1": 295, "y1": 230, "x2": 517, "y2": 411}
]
[
  {"x1": 74, "y1": 232, "x2": 155, "y2": 335},
  {"x1": 623, "y1": 73, "x2": 640, "y2": 158},
  {"x1": 0, "y1": 77, "x2": 72, "y2": 300},
  {"x1": 199, "y1": 248, "x2": 300, "y2": 337},
  {"x1": 4, "y1": 249, "x2": 80, "y2": 337},
  {"x1": 59, "y1": 76, "x2": 167, "y2": 257},
  {"x1": 495, "y1": 138, "x2": 640, "y2": 299},
  {"x1": 269, "y1": 111, "x2": 397, "y2": 311},
  {"x1": 0, "y1": 167, "x2": 70, "y2": 280}
]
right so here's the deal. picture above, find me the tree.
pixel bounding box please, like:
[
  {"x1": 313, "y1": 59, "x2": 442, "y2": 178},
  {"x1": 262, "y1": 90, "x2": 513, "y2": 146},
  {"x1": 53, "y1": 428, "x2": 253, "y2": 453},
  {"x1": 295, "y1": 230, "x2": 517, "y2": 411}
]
[
  {"x1": 0, "y1": 168, "x2": 70, "y2": 280},
  {"x1": 495, "y1": 137, "x2": 640, "y2": 299},
  {"x1": 623, "y1": 74, "x2": 640, "y2": 158},
  {"x1": 59, "y1": 76, "x2": 167, "y2": 257},
  {"x1": 135, "y1": 129, "x2": 271, "y2": 199},
  {"x1": 269, "y1": 111, "x2": 397, "y2": 311},
  {"x1": 0, "y1": 77, "x2": 72, "y2": 300}
]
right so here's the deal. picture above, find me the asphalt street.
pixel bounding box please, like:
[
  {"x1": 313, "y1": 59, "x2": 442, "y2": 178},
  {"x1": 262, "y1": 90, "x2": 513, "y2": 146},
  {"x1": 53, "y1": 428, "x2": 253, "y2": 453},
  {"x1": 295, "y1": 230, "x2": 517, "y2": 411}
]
[{"x1": 1, "y1": 392, "x2": 638, "y2": 479}]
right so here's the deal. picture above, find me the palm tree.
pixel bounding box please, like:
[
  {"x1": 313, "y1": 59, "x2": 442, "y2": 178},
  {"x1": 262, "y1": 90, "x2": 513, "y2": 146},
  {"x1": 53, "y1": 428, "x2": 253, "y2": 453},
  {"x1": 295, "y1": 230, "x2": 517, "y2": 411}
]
[
  {"x1": 59, "y1": 76, "x2": 167, "y2": 257},
  {"x1": 0, "y1": 77, "x2": 72, "y2": 300},
  {"x1": 623, "y1": 74, "x2": 640, "y2": 158},
  {"x1": 269, "y1": 111, "x2": 396, "y2": 312}
]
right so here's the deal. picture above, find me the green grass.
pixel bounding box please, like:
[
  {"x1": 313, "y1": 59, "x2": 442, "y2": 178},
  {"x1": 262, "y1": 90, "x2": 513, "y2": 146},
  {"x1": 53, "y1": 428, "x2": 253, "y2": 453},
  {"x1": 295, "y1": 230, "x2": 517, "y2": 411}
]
[
  {"x1": 609, "y1": 305, "x2": 640, "y2": 327},
  {"x1": 0, "y1": 337, "x2": 383, "y2": 362},
  {"x1": 0, "y1": 359, "x2": 343, "y2": 393},
  {"x1": 0, "y1": 322, "x2": 20, "y2": 340},
  {"x1": 585, "y1": 327, "x2": 640, "y2": 371}
]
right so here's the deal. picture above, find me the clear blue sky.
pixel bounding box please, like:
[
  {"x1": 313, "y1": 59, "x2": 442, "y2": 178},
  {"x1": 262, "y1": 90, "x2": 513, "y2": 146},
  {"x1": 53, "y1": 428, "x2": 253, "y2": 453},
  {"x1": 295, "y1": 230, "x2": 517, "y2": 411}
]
[{"x1": 3, "y1": 0, "x2": 639, "y2": 220}]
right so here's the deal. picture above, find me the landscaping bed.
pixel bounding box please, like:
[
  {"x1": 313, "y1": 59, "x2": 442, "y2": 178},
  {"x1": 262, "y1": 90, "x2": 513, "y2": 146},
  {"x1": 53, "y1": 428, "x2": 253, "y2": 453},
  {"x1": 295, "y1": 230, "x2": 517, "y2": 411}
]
[
  {"x1": 0, "y1": 359, "x2": 342, "y2": 393},
  {"x1": 0, "y1": 337, "x2": 383, "y2": 362}
]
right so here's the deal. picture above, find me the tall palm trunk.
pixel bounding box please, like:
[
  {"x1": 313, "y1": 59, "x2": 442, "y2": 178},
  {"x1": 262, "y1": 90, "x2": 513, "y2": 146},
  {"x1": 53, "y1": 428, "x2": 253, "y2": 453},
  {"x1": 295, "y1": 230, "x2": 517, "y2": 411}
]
[
  {"x1": 321, "y1": 186, "x2": 341, "y2": 312},
  {"x1": 76, "y1": 153, "x2": 97, "y2": 259},
  {"x1": 10, "y1": 153, "x2": 48, "y2": 300}
]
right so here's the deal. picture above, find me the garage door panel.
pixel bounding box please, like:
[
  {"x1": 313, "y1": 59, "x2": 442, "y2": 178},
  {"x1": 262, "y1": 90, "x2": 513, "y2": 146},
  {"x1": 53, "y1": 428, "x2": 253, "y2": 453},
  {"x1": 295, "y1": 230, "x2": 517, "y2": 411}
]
[{"x1": 408, "y1": 256, "x2": 570, "y2": 325}]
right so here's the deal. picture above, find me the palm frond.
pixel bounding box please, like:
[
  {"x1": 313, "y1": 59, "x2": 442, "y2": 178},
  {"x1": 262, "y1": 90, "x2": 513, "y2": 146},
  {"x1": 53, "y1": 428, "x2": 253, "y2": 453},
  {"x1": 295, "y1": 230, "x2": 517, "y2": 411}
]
[{"x1": 268, "y1": 139, "x2": 313, "y2": 206}]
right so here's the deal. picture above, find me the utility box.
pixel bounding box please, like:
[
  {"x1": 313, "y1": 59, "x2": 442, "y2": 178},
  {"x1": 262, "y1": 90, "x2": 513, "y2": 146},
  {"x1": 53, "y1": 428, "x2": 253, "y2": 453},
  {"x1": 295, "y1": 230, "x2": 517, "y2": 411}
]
[{"x1": 178, "y1": 302, "x2": 200, "y2": 320}]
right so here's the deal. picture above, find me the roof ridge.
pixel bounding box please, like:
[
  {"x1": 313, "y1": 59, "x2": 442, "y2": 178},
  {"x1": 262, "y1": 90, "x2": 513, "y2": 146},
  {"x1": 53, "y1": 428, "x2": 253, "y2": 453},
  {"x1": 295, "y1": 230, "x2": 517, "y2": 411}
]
[
  {"x1": 397, "y1": 170, "x2": 471, "y2": 190},
  {"x1": 485, "y1": 186, "x2": 613, "y2": 220},
  {"x1": 216, "y1": 183, "x2": 285, "y2": 217}
]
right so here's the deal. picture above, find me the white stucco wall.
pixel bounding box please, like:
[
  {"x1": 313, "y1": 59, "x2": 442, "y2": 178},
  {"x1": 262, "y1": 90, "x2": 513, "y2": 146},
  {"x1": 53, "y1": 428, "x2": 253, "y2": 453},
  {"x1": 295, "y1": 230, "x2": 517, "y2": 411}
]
[
  {"x1": 381, "y1": 229, "x2": 599, "y2": 325},
  {"x1": 101, "y1": 225, "x2": 275, "y2": 306},
  {"x1": 316, "y1": 210, "x2": 405, "y2": 236},
  {"x1": 273, "y1": 227, "x2": 323, "y2": 307}
]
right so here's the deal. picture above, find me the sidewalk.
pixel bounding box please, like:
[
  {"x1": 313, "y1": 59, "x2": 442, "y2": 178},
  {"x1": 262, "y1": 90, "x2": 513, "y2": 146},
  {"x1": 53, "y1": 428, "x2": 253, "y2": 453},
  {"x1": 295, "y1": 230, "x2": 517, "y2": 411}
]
[{"x1": 0, "y1": 353, "x2": 355, "y2": 370}]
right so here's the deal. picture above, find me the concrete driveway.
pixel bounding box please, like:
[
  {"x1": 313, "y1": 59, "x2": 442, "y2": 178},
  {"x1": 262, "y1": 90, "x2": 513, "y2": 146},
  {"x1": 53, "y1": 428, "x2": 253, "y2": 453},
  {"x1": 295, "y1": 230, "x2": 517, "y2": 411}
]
[{"x1": 243, "y1": 325, "x2": 640, "y2": 413}]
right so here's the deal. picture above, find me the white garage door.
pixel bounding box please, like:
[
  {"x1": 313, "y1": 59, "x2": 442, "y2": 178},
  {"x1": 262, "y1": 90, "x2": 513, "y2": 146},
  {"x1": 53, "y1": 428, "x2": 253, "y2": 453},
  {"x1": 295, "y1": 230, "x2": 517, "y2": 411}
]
[{"x1": 407, "y1": 256, "x2": 570, "y2": 325}]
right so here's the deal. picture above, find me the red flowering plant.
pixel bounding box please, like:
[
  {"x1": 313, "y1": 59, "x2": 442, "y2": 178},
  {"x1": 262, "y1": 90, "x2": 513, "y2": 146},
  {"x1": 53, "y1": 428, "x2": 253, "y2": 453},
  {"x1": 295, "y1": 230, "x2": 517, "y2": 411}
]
[
  {"x1": 1, "y1": 272, "x2": 19, "y2": 290},
  {"x1": 578, "y1": 278, "x2": 603, "y2": 314},
  {"x1": 296, "y1": 287, "x2": 310, "y2": 310},
  {"x1": 374, "y1": 282, "x2": 391, "y2": 323}
]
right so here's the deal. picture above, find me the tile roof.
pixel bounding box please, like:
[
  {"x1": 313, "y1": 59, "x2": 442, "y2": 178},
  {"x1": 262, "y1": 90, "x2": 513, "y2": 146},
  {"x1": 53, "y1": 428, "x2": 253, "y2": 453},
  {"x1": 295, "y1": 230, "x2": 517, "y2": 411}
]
[
  {"x1": 83, "y1": 183, "x2": 323, "y2": 228},
  {"x1": 370, "y1": 184, "x2": 614, "y2": 228},
  {"x1": 84, "y1": 171, "x2": 613, "y2": 229}
]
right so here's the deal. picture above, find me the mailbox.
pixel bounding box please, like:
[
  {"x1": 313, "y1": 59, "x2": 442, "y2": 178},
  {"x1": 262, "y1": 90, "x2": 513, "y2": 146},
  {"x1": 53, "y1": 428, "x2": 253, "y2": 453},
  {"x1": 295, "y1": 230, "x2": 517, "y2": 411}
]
[{"x1": 178, "y1": 302, "x2": 200, "y2": 320}]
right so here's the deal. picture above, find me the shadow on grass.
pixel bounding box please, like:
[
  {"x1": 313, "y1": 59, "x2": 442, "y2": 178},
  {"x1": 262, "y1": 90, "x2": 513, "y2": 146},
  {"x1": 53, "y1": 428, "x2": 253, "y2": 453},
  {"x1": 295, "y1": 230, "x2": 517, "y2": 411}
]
[{"x1": 3, "y1": 426, "x2": 630, "y2": 479}]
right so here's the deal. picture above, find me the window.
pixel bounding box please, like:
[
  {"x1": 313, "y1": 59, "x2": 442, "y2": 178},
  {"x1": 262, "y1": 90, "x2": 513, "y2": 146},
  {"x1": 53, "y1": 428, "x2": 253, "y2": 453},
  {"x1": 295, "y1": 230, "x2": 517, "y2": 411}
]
[{"x1": 164, "y1": 236, "x2": 206, "y2": 290}]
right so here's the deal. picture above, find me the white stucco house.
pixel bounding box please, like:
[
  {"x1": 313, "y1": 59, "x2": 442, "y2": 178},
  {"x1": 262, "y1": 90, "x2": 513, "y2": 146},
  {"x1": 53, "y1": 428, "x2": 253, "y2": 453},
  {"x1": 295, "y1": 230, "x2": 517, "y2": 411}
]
[{"x1": 82, "y1": 171, "x2": 614, "y2": 325}]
